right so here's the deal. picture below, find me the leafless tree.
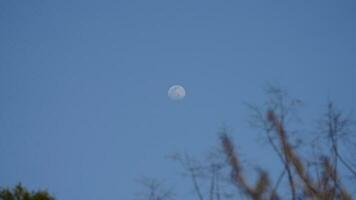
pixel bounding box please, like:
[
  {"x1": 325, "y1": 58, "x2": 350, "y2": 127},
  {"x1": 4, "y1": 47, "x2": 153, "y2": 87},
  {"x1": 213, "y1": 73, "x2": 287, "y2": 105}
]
[
  {"x1": 318, "y1": 102, "x2": 356, "y2": 177},
  {"x1": 136, "y1": 87, "x2": 355, "y2": 200},
  {"x1": 246, "y1": 86, "x2": 303, "y2": 200},
  {"x1": 134, "y1": 178, "x2": 175, "y2": 200},
  {"x1": 169, "y1": 151, "x2": 236, "y2": 200}
]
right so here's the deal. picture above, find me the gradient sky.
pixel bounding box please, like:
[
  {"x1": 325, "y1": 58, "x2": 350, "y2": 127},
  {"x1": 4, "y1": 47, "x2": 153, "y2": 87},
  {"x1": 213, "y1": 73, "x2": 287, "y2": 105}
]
[{"x1": 1, "y1": 0, "x2": 356, "y2": 199}]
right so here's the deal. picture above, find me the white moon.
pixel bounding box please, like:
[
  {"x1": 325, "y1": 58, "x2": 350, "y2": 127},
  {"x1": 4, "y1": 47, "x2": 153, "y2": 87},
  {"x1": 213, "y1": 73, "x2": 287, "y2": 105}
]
[{"x1": 168, "y1": 85, "x2": 186, "y2": 100}]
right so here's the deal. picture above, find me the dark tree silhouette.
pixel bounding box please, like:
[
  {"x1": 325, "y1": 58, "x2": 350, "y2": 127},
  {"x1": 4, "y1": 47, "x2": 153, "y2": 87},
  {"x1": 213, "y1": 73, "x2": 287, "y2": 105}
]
[{"x1": 0, "y1": 184, "x2": 54, "y2": 200}]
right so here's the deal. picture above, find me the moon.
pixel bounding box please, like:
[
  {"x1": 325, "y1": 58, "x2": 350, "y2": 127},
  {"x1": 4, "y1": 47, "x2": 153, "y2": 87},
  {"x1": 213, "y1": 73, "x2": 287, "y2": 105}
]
[{"x1": 168, "y1": 85, "x2": 186, "y2": 100}]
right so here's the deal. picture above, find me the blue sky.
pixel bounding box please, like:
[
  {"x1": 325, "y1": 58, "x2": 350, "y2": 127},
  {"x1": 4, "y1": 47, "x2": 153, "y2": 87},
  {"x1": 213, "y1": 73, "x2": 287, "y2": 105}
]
[{"x1": 1, "y1": 0, "x2": 356, "y2": 199}]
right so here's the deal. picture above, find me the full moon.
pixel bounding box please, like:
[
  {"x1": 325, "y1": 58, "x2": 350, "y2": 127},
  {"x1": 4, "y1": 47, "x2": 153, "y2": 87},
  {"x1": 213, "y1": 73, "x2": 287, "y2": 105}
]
[{"x1": 168, "y1": 85, "x2": 186, "y2": 100}]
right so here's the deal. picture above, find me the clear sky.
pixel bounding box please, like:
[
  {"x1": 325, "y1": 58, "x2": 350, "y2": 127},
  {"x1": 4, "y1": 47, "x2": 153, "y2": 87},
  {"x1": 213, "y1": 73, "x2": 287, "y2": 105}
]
[{"x1": 1, "y1": 0, "x2": 356, "y2": 199}]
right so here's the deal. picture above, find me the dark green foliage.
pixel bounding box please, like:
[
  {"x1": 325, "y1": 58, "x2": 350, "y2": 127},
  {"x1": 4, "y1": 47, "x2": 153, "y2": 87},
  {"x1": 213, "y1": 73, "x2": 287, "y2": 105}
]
[{"x1": 0, "y1": 184, "x2": 54, "y2": 200}]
